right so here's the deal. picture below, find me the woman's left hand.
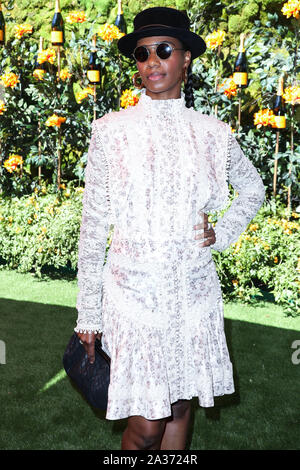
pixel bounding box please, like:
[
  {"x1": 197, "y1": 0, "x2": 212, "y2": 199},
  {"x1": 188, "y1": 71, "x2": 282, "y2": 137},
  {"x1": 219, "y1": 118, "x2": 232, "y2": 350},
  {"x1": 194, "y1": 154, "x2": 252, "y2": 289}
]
[{"x1": 193, "y1": 211, "x2": 216, "y2": 247}]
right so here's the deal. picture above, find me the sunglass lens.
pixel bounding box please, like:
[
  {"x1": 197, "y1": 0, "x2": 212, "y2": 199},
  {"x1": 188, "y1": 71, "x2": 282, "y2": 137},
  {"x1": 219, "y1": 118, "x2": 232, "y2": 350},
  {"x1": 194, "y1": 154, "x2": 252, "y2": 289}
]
[
  {"x1": 157, "y1": 43, "x2": 172, "y2": 59},
  {"x1": 134, "y1": 46, "x2": 148, "y2": 62}
]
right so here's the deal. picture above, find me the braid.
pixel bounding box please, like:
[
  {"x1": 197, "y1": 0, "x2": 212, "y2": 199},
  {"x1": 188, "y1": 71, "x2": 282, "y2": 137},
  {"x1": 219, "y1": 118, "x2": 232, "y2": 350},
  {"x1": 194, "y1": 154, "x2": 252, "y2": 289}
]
[{"x1": 183, "y1": 62, "x2": 194, "y2": 109}]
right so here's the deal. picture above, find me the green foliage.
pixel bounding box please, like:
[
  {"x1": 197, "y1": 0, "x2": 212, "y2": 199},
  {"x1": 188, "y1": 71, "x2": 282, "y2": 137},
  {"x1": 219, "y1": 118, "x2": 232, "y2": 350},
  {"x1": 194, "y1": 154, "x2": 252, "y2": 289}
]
[
  {"x1": 211, "y1": 198, "x2": 300, "y2": 317},
  {"x1": 0, "y1": 14, "x2": 136, "y2": 196}
]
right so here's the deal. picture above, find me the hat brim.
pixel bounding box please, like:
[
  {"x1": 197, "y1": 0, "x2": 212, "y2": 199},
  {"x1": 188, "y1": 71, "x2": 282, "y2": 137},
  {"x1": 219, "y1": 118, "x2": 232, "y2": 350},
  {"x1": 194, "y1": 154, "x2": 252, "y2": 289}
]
[{"x1": 117, "y1": 27, "x2": 206, "y2": 61}]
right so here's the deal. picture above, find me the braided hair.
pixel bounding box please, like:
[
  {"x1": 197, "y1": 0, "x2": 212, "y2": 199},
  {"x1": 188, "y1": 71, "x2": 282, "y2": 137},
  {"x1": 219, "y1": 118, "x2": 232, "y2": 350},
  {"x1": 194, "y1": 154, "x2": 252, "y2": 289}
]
[
  {"x1": 183, "y1": 62, "x2": 194, "y2": 109},
  {"x1": 181, "y1": 41, "x2": 194, "y2": 108}
]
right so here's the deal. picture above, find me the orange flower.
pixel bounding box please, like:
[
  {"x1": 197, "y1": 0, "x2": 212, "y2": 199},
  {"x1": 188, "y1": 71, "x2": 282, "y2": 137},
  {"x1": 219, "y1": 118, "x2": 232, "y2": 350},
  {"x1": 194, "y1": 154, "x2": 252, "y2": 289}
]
[
  {"x1": 281, "y1": 0, "x2": 300, "y2": 19},
  {"x1": 120, "y1": 89, "x2": 139, "y2": 108},
  {"x1": 57, "y1": 68, "x2": 72, "y2": 81},
  {"x1": 14, "y1": 23, "x2": 33, "y2": 39},
  {"x1": 205, "y1": 30, "x2": 226, "y2": 50},
  {"x1": 75, "y1": 86, "x2": 94, "y2": 103},
  {"x1": 217, "y1": 76, "x2": 237, "y2": 98},
  {"x1": 66, "y1": 11, "x2": 87, "y2": 23},
  {"x1": 37, "y1": 48, "x2": 56, "y2": 65},
  {"x1": 253, "y1": 109, "x2": 276, "y2": 128},
  {"x1": 0, "y1": 71, "x2": 19, "y2": 88},
  {"x1": 3, "y1": 154, "x2": 23, "y2": 173},
  {"x1": 283, "y1": 85, "x2": 300, "y2": 105},
  {"x1": 0, "y1": 100, "x2": 6, "y2": 114},
  {"x1": 97, "y1": 23, "x2": 125, "y2": 42},
  {"x1": 33, "y1": 69, "x2": 46, "y2": 81},
  {"x1": 45, "y1": 114, "x2": 66, "y2": 127}
]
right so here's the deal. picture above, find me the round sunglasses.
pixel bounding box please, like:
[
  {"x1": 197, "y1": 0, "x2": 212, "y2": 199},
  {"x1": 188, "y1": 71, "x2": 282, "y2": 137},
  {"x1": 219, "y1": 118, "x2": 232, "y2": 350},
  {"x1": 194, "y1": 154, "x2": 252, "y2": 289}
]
[{"x1": 132, "y1": 42, "x2": 185, "y2": 63}]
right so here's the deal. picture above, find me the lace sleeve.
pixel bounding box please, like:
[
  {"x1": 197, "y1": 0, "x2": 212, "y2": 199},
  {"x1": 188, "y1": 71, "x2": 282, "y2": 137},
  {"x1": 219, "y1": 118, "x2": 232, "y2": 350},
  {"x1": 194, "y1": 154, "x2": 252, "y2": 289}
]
[
  {"x1": 74, "y1": 120, "x2": 111, "y2": 334},
  {"x1": 211, "y1": 130, "x2": 265, "y2": 252}
]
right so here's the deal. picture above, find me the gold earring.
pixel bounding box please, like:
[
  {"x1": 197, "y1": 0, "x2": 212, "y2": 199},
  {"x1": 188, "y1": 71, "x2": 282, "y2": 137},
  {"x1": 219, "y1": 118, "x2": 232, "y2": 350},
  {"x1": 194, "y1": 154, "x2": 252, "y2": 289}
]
[{"x1": 132, "y1": 71, "x2": 144, "y2": 89}]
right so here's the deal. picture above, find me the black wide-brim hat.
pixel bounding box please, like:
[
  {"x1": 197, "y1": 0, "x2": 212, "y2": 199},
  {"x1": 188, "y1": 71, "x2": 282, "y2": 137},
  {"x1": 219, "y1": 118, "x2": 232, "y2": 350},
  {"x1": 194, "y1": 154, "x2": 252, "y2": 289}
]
[{"x1": 117, "y1": 7, "x2": 206, "y2": 61}]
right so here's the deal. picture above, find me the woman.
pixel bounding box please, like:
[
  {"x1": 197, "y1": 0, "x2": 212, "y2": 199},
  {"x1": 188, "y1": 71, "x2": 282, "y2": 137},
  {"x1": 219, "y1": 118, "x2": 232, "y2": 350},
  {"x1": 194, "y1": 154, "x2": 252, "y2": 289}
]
[{"x1": 75, "y1": 7, "x2": 265, "y2": 450}]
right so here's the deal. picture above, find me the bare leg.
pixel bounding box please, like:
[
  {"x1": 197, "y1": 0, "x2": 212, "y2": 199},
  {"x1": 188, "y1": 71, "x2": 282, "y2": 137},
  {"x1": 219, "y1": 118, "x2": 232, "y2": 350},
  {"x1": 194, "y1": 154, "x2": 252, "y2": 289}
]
[
  {"x1": 121, "y1": 415, "x2": 167, "y2": 450},
  {"x1": 160, "y1": 399, "x2": 192, "y2": 450}
]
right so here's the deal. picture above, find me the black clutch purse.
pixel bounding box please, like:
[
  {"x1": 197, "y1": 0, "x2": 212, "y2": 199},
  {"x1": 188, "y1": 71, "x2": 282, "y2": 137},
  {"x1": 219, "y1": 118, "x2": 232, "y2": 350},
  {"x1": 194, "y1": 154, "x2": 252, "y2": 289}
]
[{"x1": 63, "y1": 332, "x2": 111, "y2": 410}]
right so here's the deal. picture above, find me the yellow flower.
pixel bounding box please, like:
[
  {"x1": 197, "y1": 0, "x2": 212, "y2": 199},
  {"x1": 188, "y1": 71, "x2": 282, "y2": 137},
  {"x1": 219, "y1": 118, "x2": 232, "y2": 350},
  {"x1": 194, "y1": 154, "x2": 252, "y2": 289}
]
[
  {"x1": 97, "y1": 23, "x2": 125, "y2": 42},
  {"x1": 27, "y1": 218, "x2": 33, "y2": 224},
  {"x1": 0, "y1": 71, "x2": 20, "y2": 88},
  {"x1": 0, "y1": 100, "x2": 6, "y2": 114},
  {"x1": 33, "y1": 69, "x2": 46, "y2": 81},
  {"x1": 37, "y1": 48, "x2": 56, "y2": 65},
  {"x1": 217, "y1": 76, "x2": 237, "y2": 98},
  {"x1": 205, "y1": 30, "x2": 226, "y2": 50},
  {"x1": 38, "y1": 246, "x2": 43, "y2": 253},
  {"x1": 64, "y1": 190, "x2": 71, "y2": 197},
  {"x1": 254, "y1": 109, "x2": 276, "y2": 128},
  {"x1": 57, "y1": 68, "x2": 72, "y2": 81},
  {"x1": 283, "y1": 85, "x2": 300, "y2": 105},
  {"x1": 41, "y1": 226, "x2": 47, "y2": 234},
  {"x1": 3, "y1": 154, "x2": 23, "y2": 173},
  {"x1": 292, "y1": 212, "x2": 300, "y2": 219},
  {"x1": 249, "y1": 223, "x2": 259, "y2": 231},
  {"x1": 232, "y1": 279, "x2": 239, "y2": 286},
  {"x1": 14, "y1": 23, "x2": 33, "y2": 39},
  {"x1": 45, "y1": 114, "x2": 66, "y2": 127},
  {"x1": 274, "y1": 257, "x2": 278, "y2": 263},
  {"x1": 8, "y1": 216, "x2": 13, "y2": 223},
  {"x1": 75, "y1": 86, "x2": 94, "y2": 103},
  {"x1": 281, "y1": 0, "x2": 300, "y2": 19},
  {"x1": 120, "y1": 89, "x2": 139, "y2": 108},
  {"x1": 41, "y1": 186, "x2": 47, "y2": 194},
  {"x1": 66, "y1": 11, "x2": 87, "y2": 23}
]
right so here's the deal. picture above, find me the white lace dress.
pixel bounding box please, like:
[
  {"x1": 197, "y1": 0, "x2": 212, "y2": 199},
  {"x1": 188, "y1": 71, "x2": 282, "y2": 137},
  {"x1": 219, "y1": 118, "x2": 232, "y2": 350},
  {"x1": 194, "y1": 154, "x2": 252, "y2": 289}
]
[{"x1": 74, "y1": 89, "x2": 265, "y2": 420}]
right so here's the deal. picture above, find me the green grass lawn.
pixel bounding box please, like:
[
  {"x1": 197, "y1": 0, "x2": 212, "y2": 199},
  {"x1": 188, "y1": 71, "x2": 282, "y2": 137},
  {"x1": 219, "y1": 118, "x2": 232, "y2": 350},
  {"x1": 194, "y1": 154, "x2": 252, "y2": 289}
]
[{"x1": 0, "y1": 267, "x2": 299, "y2": 450}]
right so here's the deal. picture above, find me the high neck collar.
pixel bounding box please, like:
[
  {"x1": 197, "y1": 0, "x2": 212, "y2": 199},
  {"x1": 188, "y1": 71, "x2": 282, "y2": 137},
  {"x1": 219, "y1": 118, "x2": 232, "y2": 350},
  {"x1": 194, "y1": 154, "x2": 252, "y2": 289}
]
[{"x1": 136, "y1": 88, "x2": 186, "y2": 114}]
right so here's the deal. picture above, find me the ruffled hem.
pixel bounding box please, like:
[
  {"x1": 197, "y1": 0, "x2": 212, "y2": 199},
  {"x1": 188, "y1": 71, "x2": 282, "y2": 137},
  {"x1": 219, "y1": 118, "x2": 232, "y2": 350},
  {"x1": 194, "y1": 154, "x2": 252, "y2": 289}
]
[
  {"x1": 74, "y1": 326, "x2": 102, "y2": 334},
  {"x1": 101, "y1": 292, "x2": 235, "y2": 421}
]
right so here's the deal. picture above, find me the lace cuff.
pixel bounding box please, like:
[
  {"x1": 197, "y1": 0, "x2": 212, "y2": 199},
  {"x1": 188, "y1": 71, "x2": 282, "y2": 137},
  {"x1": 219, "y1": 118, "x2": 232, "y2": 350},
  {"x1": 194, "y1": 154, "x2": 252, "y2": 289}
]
[
  {"x1": 75, "y1": 120, "x2": 111, "y2": 334},
  {"x1": 211, "y1": 129, "x2": 265, "y2": 252}
]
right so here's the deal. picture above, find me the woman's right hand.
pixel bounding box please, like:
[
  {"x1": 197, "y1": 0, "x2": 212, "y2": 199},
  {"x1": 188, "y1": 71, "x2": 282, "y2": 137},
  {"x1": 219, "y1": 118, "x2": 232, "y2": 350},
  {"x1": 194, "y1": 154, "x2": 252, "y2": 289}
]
[{"x1": 76, "y1": 332, "x2": 102, "y2": 364}]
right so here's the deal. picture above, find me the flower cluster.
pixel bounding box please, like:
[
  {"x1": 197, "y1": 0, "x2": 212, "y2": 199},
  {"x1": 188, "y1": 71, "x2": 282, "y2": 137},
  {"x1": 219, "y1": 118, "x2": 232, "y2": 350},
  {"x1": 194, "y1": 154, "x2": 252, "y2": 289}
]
[
  {"x1": 14, "y1": 23, "x2": 33, "y2": 39},
  {"x1": 281, "y1": 0, "x2": 300, "y2": 19},
  {"x1": 283, "y1": 85, "x2": 300, "y2": 105},
  {"x1": 217, "y1": 76, "x2": 237, "y2": 98},
  {"x1": 267, "y1": 216, "x2": 299, "y2": 235},
  {"x1": 120, "y1": 89, "x2": 139, "y2": 109},
  {"x1": 3, "y1": 154, "x2": 23, "y2": 173},
  {"x1": 253, "y1": 109, "x2": 276, "y2": 128},
  {"x1": 0, "y1": 100, "x2": 6, "y2": 114},
  {"x1": 66, "y1": 11, "x2": 87, "y2": 23},
  {"x1": 0, "y1": 71, "x2": 19, "y2": 88},
  {"x1": 57, "y1": 69, "x2": 72, "y2": 81},
  {"x1": 45, "y1": 114, "x2": 66, "y2": 127},
  {"x1": 97, "y1": 23, "x2": 125, "y2": 42},
  {"x1": 33, "y1": 69, "x2": 46, "y2": 81},
  {"x1": 37, "y1": 48, "x2": 56, "y2": 65},
  {"x1": 75, "y1": 86, "x2": 94, "y2": 103},
  {"x1": 205, "y1": 30, "x2": 226, "y2": 50}
]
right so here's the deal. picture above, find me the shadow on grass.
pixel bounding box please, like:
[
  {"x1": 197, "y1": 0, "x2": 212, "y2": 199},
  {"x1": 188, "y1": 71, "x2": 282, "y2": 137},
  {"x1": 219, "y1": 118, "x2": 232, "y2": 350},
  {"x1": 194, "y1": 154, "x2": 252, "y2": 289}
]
[{"x1": 0, "y1": 297, "x2": 299, "y2": 450}]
